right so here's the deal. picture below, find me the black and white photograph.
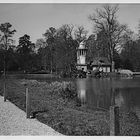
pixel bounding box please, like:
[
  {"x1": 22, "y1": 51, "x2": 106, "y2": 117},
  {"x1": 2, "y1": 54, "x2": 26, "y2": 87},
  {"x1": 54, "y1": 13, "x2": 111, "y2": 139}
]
[{"x1": 0, "y1": 0, "x2": 140, "y2": 137}]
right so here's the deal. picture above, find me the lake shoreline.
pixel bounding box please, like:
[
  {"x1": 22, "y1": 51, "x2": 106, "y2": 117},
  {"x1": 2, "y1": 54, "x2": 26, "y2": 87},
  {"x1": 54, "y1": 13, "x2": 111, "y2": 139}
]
[{"x1": 0, "y1": 78, "x2": 140, "y2": 136}]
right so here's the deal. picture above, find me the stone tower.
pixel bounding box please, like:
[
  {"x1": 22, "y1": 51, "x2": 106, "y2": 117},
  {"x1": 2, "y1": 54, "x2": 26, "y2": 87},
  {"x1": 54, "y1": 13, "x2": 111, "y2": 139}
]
[{"x1": 76, "y1": 41, "x2": 87, "y2": 71}]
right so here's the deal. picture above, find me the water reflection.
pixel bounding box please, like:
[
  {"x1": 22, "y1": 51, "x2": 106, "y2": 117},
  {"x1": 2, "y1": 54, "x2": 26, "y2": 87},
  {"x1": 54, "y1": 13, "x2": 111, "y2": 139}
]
[
  {"x1": 76, "y1": 77, "x2": 140, "y2": 112},
  {"x1": 77, "y1": 79, "x2": 87, "y2": 104},
  {"x1": 115, "y1": 92, "x2": 124, "y2": 108}
]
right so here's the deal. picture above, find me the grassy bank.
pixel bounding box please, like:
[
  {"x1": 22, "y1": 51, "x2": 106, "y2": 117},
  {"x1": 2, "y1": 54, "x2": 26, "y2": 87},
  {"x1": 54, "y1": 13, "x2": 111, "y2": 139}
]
[{"x1": 0, "y1": 78, "x2": 140, "y2": 136}]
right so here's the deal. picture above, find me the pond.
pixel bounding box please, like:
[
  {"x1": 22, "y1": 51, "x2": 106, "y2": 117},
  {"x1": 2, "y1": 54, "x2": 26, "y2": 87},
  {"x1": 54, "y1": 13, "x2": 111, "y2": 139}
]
[
  {"x1": 11, "y1": 73, "x2": 140, "y2": 116},
  {"x1": 76, "y1": 77, "x2": 140, "y2": 116}
]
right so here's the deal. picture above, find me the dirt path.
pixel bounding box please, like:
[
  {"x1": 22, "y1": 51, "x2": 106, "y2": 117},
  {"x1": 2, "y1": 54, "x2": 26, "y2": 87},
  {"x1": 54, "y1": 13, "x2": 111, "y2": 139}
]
[{"x1": 0, "y1": 96, "x2": 62, "y2": 135}]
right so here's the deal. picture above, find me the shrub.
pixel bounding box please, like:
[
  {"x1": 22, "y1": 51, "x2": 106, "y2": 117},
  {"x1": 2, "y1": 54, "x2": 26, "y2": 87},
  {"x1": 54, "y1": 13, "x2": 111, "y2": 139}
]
[
  {"x1": 49, "y1": 81, "x2": 77, "y2": 100},
  {"x1": 21, "y1": 80, "x2": 77, "y2": 100}
]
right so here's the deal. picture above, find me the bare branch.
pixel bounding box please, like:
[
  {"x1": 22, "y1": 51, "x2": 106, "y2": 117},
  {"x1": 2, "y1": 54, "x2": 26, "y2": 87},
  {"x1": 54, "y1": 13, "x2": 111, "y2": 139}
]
[{"x1": 89, "y1": 4, "x2": 126, "y2": 64}]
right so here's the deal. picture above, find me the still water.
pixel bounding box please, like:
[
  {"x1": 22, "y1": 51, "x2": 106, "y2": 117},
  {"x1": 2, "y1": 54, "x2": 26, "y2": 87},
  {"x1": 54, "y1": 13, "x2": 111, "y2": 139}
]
[{"x1": 76, "y1": 77, "x2": 140, "y2": 114}]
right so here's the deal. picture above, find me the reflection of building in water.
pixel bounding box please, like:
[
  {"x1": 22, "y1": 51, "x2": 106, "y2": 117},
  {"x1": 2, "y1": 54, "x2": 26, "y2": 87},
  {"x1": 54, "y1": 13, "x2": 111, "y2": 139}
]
[
  {"x1": 76, "y1": 78, "x2": 140, "y2": 113},
  {"x1": 76, "y1": 79, "x2": 87, "y2": 105},
  {"x1": 76, "y1": 78, "x2": 112, "y2": 109},
  {"x1": 78, "y1": 89, "x2": 86, "y2": 104}
]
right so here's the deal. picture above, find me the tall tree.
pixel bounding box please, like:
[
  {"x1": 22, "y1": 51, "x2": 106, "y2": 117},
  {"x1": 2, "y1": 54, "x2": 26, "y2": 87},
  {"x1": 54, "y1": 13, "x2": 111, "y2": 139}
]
[
  {"x1": 16, "y1": 34, "x2": 35, "y2": 72},
  {"x1": 0, "y1": 22, "x2": 16, "y2": 101},
  {"x1": 43, "y1": 27, "x2": 57, "y2": 73},
  {"x1": 74, "y1": 25, "x2": 88, "y2": 44},
  {"x1": 138, "y1": 20, "x2": 140, "y2": 39},
  {"x1": 35, "y1": 38, "x2": 47, "y2": 70},
  {"x1": 0, "y1": 23, "x2": 16, "y2": 50},
  {"x1": 35, "y1": 38, "x2": 46, "y2": 52},
  {"x1": 17, "y1": 34, "x2": 34, "y2": 54},
  {"x1": 120, "y1": 38, "x2": 140, "y2": 71},
  {"x1": 57, "y1": 24, "x2": 74, "y2": 41},
  {"x1": 89, "y1": 4, "x2": 126, "y2": 71},
  {"x1": 6, "y1": 46, "x2": 19, "y2": 71},
  {"x1": 86, "y1": 34, "x2": 97, "y2": 61},
  {"x1": 55, "y1": 24, "x2": 78, "y2": 75},
  {"x1": 0, "y1": 22, "x2": 16, "y2": 74}
]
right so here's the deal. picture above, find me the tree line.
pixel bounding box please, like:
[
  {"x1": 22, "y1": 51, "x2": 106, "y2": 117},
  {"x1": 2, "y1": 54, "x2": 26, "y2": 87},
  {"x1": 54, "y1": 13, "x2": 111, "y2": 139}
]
[{"x1": 0, "y1": 4, "x2": 140, "y2": 76}]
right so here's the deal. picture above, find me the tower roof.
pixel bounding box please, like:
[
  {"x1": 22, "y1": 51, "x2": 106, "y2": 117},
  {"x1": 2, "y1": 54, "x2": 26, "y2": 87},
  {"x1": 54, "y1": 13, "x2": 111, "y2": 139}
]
[
  {"x1": 91, "y1": 57, "x2": 111, "y2": 65},
  {"x1": 78, "y1": 41, "x2": 87, "y2": 49}
]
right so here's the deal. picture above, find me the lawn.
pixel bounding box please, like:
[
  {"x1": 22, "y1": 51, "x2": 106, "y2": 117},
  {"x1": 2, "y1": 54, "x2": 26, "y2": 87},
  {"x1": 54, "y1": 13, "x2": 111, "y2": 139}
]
[{"x1": 0, "y1": 78, "x2": 140, "y2": 136}]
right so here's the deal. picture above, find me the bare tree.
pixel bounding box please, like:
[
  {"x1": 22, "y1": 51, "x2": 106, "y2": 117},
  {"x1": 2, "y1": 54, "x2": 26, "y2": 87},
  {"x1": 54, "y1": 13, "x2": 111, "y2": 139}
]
[
  {"x1": 89, "y1": 4, "x2": 126, "y2": 71},
  {"x1": 137, "y1": 20, "x2": 140, "y2": 39},
  {"x1": 57, "y1": 24, "x2": 74, "y2": 41},
  {"x1": 74, "y1": 25, "x2": 88, "y2": 44}
]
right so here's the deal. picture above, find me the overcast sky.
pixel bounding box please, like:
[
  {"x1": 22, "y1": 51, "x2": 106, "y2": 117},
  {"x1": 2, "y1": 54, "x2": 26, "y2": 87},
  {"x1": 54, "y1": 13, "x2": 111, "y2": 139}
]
[{"x1": 0, "y1": 3, "x2": 140, "y2": 44}]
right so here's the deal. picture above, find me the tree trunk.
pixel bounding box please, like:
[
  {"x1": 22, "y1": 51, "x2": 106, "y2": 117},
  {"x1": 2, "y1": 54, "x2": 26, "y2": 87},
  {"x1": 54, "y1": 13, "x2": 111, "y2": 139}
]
[
  {"x1": 110, "y1": 46, "x2": 115, "y2": 72},
  {"x1": 112, "y1": 61, "x2": 115, "y2": 72},
  {"x1": 3, "y1": 50, "x2": 6, "y2": 101}
]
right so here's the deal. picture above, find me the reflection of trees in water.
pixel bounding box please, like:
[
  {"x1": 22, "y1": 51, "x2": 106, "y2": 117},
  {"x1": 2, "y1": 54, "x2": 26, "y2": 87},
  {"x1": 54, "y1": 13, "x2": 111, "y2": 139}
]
[
  {"x1": 82, "y1": 78, "x2": 112, "y2": 110},
  {"x1": 78, "y1": 89, "x2": 86, "y2": 105},
  {"x1": 76, "y1": 78, "x2": 140, "y2": 111},
  {"x1": 115, "y1": 89, "x2": 124, "y2": 107},
  {"x1": 118, "y1": 88, "x2": 140, "y2": 112},
  {"x1": 76, "y1": 79, "x2": 87, "y2": 105}
]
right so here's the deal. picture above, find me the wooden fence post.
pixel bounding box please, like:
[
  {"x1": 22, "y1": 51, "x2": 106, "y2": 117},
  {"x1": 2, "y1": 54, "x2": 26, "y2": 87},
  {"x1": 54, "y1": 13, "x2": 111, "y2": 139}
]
[
  {"x1": 26, "y1": 87, "x2": 31, "y2": 119},
  {"x1": 3, "y1": 51, "x2": 6, "y2": 102},
  {"x1": 110, "y1": 106, "x2": 120, "y2": 136},
  {"x1": 4, "y1": 81, "x2": 6, "y2": 102}
]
